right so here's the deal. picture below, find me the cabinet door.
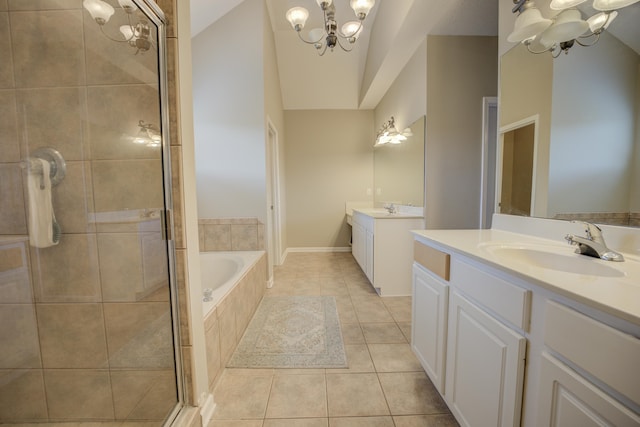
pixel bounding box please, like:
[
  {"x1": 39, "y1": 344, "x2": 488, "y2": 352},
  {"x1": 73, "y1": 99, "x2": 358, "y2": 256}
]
[
  {"x1": 537, "y1": 352, "x2": 640, "y2": 427},
  {"x1": 445, "y1": 291, "x2": 526, "y2": 427},
  {"x1": 412, "y1": 263, "x2": 448, "y2": 393},
  {"x1": 352, "y1": 221, "x2": 365, "y2": 270},
  {"x1": 365, "y1": 230, "x2": 374, "y2": 283}
]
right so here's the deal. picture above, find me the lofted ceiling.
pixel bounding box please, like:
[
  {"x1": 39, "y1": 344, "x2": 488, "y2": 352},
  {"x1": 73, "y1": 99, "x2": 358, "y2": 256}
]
[{"x1": 190, "y1": 0, "x2": 499, "y2": 110}]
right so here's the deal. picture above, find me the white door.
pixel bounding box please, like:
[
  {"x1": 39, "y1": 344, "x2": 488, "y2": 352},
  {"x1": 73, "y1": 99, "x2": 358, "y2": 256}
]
[
  {"x1": 411, "y1": 263, "x2": 448, "y2": 393},
  {"x1": 445, "y1": 291, "x2": 526, "y2": 427}
]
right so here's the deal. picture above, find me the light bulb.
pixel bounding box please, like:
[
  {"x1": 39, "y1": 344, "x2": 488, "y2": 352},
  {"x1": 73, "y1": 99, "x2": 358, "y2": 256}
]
[
  {"x1": 587, "y1": 11, "x2": 617, "y2": 32},
  {"x1": 286, "y1": 7, "x2": 309, "y2": 31},
  {"x1": 120, "y1": 25, "x2": 136, "y2": 40},
  {"x1": 350, "y1": 0, "x2": 375, "y2": 19},
  {"x1": 341, "y1": 21, "x2": 362, "y2": 40},
  {"x1": 118, "y1": 0, "x2": 138, "y2": 12},
  {"x1": 83, "y1": 0, "x2": 115, "y2": 24}
]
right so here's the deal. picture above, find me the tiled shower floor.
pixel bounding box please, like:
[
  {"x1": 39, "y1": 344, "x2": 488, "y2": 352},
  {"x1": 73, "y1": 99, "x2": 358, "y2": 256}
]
[{"x1": 209, "y1": 252, "x2": 459, "y2": 427}]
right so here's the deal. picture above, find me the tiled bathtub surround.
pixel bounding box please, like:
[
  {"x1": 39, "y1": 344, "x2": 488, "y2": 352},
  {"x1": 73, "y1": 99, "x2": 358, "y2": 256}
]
[
  {"x1": 199, "y1": 218, "x2": 265, "y2": 251},
  {"x1": 204, "y1": 253, "x2": 267, "y2": 391}
]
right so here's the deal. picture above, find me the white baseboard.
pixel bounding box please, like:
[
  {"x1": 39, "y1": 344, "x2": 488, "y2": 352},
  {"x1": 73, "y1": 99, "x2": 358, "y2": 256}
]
[
  {"x1": 285, "y1": 247, "x2": 352, "y2": 254},
  {"x1": 199, "y1": 393, "x2": 216, "y2": 427}
]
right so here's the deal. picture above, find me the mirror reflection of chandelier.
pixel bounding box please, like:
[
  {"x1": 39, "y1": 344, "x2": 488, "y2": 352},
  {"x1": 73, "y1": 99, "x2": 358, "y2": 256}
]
[
  {"x1": 83, "y1": 0, "x2": 152, "y2": 54},
  {"x1": 507, "y1": 0, "x2": 640, "y2": 57},
  {"x1": 285, "y1": 0, "x2": 375, "y2": 56}
]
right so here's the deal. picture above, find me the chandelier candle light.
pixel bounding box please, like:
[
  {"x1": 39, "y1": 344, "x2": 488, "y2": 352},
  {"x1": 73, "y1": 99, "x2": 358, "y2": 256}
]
[
  {"x1": 83, "y1": 0, "x2": 152, "y2": 54},
  {"x1": 286, "y1": 0, "x2": 375, "y2": 56},
  {"x1": 507, "y1": 0, "x2": 638, "y2": 57}
]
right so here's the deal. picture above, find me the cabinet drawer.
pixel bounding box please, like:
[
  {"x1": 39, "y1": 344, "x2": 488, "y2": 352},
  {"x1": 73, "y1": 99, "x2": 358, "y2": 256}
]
[
  {"x1": 450, "y1": 258, "x2": 531, "y2": 331},
  {"x1": 414, "y1": 241, "x2": 450, "y2": 281},
  {"x1": 544, "y1": 301, "x2": 640, "y2": 407}
]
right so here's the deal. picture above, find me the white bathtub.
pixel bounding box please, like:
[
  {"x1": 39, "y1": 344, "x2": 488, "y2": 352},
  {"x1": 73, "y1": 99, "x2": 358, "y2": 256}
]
[{"x1": 200, "y1": 251, "x2": 264, "y2": 317}]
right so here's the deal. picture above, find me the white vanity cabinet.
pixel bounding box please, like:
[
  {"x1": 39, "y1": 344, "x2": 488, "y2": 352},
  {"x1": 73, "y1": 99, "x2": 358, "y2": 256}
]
[
  {"x1": 352, "y1": 209, "x2": 424, "y2": 296},
  {"x1": 412, "y1": 229, "x2": 640, "y2": 427},
  {"x1": 537, "y1": 301, "x2": 640, "y2": 426},
  {"x1": 412, "y1": 241, "x2": 528, "y2": 426},
  {"x1": 412, "y1": 262, "x2": 449, "y2": 392}
]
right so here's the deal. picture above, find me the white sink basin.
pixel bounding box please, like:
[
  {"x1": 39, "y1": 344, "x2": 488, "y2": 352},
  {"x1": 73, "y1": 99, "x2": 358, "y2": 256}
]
[{"x1": 478, "y1": 242, "x2": 626, "y2": 278}]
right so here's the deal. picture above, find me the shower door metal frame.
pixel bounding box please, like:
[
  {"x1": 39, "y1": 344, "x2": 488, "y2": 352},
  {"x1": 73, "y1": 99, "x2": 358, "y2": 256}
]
[{"x1": 134, "y1": 1, "x2": 185, "y2": 424}]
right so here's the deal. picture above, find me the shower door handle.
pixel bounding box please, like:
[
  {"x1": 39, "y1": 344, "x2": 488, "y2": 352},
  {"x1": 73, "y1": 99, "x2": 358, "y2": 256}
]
[{"x1": 161, "y1": 208, "x2": 173, "y2": 241}]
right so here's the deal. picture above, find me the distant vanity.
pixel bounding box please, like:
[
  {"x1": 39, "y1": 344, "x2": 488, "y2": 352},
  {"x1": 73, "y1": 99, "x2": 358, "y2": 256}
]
[
  {"x1": 351, "y1": 207, "x2": 423, "y2": 296},
  {"x1": 349, "y1": 116, "x2": 426, "y2": 296}
]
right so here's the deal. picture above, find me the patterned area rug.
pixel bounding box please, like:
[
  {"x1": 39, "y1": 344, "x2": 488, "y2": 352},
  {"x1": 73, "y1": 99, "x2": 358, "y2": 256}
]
[{"x1": 228, "y1": 296, "x2": 348, "y2": 368}]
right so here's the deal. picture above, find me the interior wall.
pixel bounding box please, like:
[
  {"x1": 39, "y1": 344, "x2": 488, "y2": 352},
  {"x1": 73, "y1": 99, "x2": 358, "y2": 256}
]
[
  {"x1": 374, "y1": 39, "x2": 427, "y2": 145},
  {"x1": 632, "y1": 65, "x2": 640, "y2": 212},
  {"x1": 284, "y1": 110, "x2": 374, "y2": 249},
  {"x1": 263, "y1": 5, "x2": 287, "y2": 253},
  {"x1": 426, "y1": 36, "x2": 498, "y2": 229},
  {"x1": 548, "y1": 33, "x2": 640, "y2": 217},
  {"x1": 500, "y1": 43, "x2": 553, "y2": 217},
  {"x1": 191, "y1": 0, "x2": 267, "y2": 223}
]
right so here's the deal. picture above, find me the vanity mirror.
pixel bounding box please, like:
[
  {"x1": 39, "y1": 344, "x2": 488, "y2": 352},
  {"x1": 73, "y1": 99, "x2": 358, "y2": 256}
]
[
  {"x1": 498, "y1": 4, "x2": 640, "y2": 226},
  {"x1": 373, "y1": 116, "x2": 425, "y2": 207}
]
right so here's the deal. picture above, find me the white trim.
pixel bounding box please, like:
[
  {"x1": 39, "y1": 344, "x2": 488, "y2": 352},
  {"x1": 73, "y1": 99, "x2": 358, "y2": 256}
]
[
  {"x1": 265, "y1": 117, "x2": 283, "y2": 272},
  {"x1": 199, "y1": 393, "x2": 216, "y2": 427},
  {"x1": 480, "y1": 96, "x2": 498, "y2": 229},
  {"x1": 285, "y1": 247, "x2": 352, "y2": 254},
  {"x1": 497, "y1": 114, "x2": 540, "y2": 217},
  {"x1": 266, "y1": 277, "x2": 274, "y2": 289}
]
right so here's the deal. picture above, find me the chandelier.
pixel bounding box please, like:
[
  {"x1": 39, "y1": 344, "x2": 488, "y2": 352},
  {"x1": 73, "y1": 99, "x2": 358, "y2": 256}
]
[
  {"x1": 83, "y1": 0, "x2": 152, "y2": 54},
  {"x1": 507, "y1": 0, "x2": 639, "y2": 57},
  {"x1": 285, "y1": 0, "x2": 376, "y2": 56}
]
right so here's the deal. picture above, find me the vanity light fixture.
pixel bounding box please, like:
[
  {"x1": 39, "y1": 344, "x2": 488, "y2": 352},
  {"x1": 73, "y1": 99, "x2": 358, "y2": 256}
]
[
  {"x1": 375, "y1": 117, "x2": 412, "y2": 146},
  {"x1": 134, "y1": 120, "x2": 162, "y2": 147},
  {"x1": 507, "y1": 0, "x2": 637, "y2": 57},
  {"x1": 285, "y1": 0, "x2": 375, "y2": 56},
  {"x1": 83, "y1": 0, "x2": 152, "y2": 54}
]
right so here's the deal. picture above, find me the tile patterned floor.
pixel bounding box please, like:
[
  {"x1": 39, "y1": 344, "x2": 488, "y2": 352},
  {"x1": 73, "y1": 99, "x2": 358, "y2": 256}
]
[{"x1": 209, "y1": 252, "x2": 459, "y2": 427}]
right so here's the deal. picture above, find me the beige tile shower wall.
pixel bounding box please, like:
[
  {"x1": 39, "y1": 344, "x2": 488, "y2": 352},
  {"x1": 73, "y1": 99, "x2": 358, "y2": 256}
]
[
  {"x1": 0, "y1": 0, "x2": 188, "y2": 422},
  {"x1": 204, "y1": 253, "x2": 267, "y2": 390},
  {"x1": 198, "y1": 218, "x2": 266, "y2": 252}
]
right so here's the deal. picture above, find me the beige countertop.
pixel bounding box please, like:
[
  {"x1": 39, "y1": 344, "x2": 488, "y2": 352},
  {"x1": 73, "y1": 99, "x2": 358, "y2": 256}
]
[{"x1": 412, "y1": 228, "x2": 640, "y2": 327}]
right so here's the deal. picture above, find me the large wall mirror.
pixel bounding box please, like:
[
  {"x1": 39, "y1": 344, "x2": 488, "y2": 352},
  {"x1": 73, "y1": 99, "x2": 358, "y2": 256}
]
[
  {"x1": 374, "y1": 116, "x2": 425, "y2": 207},
  {"x1": 499, "y1": 4, "x2": 640, "y2": 226}
]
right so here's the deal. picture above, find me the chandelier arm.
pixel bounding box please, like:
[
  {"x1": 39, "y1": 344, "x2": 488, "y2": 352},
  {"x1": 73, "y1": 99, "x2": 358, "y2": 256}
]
[
  {"x1": 97, "y1": 11, "x2": 137, "y2": 43},
  {"x1": 317, "y1": 43, "x2": 328, "y2": 56},
  {"x1": 524, "y1": 42, "x2": 553, "y2": 55},
  {"x1": 296, "y1": 30, "x2": 325, "y2": 45},
  {"x1": 99, "y1": 24, "x2": 130, "y2": 43},
  {"x1": 336, "y1": 36, "x2": 354, "y2": 52},
  {"x1": 575, "y1": 32, "x2": 600, "y2": 47}
]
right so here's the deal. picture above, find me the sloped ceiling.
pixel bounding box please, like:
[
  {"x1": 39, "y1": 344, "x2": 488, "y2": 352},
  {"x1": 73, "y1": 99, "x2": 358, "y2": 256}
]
[{"x1": 191, "y1": 0, "x2": 499, "y2": 110}]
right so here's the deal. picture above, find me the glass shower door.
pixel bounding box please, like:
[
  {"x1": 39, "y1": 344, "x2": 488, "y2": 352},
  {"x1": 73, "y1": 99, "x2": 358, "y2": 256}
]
[{"x1": 0, "y1": 0, "x2": 181, "y2": 424}]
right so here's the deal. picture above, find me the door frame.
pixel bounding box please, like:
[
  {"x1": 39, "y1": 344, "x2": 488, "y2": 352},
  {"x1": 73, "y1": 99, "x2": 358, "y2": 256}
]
[
  {"x1": 266, "y1": 117, "x2": 283, "y2": 284},
  {"x1": 480, "y1": 97, "x2": 498, "y2": 229},
  {"x1": 496, "y1": 114, "x2": 540, "y2": 217}
]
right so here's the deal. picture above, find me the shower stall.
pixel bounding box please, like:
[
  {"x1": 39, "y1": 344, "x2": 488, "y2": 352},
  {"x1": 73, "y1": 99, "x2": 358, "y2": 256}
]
[{"x1": 0, "y1": 0, "x2": 182, "y2": 425}]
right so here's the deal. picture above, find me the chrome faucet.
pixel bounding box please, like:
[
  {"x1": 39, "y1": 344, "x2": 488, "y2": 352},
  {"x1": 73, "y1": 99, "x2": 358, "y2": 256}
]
[
  {"x1": 564, "y1": 220, "x2": 624, "y2": 262},
  {"x1": 384, "y1": 203, "x2": 397, "y2": 214}
]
